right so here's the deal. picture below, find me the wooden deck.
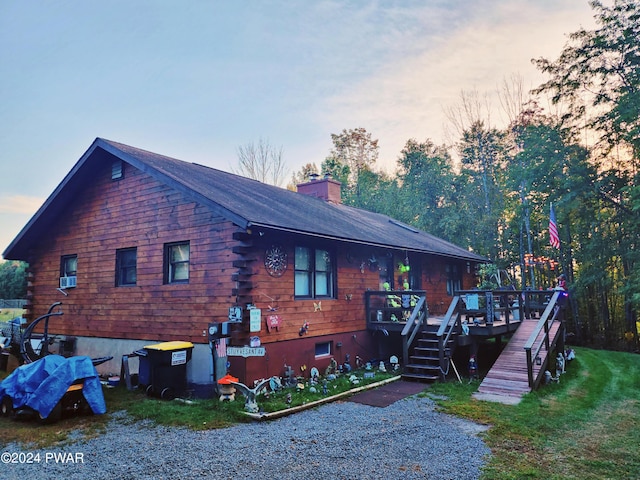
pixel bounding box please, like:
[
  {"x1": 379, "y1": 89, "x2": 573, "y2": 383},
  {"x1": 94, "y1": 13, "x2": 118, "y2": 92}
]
[{"x1": 473, "y1": 317, "x2": 561, "y2": 404}]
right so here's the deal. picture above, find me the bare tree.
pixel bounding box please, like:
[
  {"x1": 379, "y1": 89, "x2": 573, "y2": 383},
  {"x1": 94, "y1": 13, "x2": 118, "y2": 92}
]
[
  {"x1": 498, "y1": 74, "x2": 529, "y2": 127},
  {"x1": 443, "y1": 89, "x2": 493, "y2": 144},
  {"x1": 234, "y1": 138, "x2": 288, "y2": 187}
]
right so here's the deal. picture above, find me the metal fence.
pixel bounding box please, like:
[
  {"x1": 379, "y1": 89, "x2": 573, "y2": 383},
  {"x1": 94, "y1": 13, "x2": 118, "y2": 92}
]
[{"x1": 0, "y1": 299, "x2": 27, "y2": 309}]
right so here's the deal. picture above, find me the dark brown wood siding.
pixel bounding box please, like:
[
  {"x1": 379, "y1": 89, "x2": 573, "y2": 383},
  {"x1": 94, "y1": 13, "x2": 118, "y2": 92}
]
[
  {"x1": 25, "y1": 160, "x2": 476, "y2": 348},
  {"x1": 230, "y1": 237, "x2": 380, "y2": 345},
  {"x1": 26, "y1": 161, "x2": 238, "y2": 343}
]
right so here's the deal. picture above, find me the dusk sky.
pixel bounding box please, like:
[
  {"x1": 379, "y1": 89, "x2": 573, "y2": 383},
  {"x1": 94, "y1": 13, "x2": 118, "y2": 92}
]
[{"x1": 0, "y1": 1, "x2": 597, "y2": 259}]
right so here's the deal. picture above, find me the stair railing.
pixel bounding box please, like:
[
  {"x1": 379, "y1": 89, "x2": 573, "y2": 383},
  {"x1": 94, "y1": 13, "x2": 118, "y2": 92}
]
[
  {"x1": 436, "y1": 296, "x2": 463, "y2": 381},
  {"x1": 524, "y1": 290, "x2": 563, "y2": 389},
  {"x1": 401, "y1": 295, "x2": 427, "y2": 368}
]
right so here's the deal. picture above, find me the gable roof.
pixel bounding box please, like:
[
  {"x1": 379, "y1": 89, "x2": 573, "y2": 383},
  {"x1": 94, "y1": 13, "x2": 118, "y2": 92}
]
[{"x1": 3, "y1": 138, "x2": 487, "y2": 263}]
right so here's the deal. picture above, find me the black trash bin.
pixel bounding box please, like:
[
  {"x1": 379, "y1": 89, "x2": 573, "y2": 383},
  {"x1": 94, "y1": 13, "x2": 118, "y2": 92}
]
[{"x1": 141, "y1": 341, "x2": 193, "y2": 399}]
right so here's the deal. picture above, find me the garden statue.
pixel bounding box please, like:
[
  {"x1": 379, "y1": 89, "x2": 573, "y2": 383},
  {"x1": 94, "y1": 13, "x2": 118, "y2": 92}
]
[
  {"x1": 229, "y1": 377, "x2": 272, "y2": 413},
  {"x1": 310, "y1": 366, "x2": 320, "y2": 383},
  {"x1": 325, "y1": 357, "x2": 338, "y2": 376}
]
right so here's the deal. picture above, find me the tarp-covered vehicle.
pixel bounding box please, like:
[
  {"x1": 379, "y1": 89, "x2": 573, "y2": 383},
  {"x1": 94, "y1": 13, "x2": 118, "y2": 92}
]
[{"x1": 0, "y1": 354, "x2": 106, "y2": 423}]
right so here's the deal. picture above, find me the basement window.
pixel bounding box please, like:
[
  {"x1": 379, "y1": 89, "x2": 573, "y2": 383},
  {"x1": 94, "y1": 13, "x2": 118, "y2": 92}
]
[{"x1": 315, "y1": 342, "x2": 331, "y2": 358}]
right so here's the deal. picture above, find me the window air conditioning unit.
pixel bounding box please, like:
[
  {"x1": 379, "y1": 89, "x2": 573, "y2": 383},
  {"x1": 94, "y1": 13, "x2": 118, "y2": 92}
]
[{"x1": 59, "y1": 276, "x2": 77, "y2": 289}]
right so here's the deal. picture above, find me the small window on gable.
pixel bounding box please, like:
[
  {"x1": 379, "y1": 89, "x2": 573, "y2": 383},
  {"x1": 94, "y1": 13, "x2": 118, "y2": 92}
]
[
  {"x1": 165, "y1": 241, "x2": 190, "y2": 284},
  {"x1": 60, "y1": 255, "x2": 78, "y2": 289},
  {"x1": 116, "y1": 248, "x2": 137, "y2": 286},
  {"x1": 111, "y1": 160, "x2": 124, "y2": 180},
  {"x1": 315, "y1": 342, "x2": 331, "y2": 358}
]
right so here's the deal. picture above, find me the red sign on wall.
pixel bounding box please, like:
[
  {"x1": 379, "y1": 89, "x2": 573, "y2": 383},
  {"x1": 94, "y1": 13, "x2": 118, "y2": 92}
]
[{"x1": 266, "y1": 314, "x2": 282, "y2": 332}]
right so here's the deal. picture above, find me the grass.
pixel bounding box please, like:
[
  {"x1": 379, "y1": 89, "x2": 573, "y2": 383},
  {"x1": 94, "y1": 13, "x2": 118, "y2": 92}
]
[
  {"x1": 427, "y1": 346, "x2": 640, "y2": 479},
  {"x1": 0, "y1": 308, "x2": 24, "y2": 324}
]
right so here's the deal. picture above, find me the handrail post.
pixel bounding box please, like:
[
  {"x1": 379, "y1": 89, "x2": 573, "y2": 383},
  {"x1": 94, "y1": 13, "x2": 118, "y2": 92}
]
[{"x1": 525, "y1": 347, "x2": 534, "y2": 388}]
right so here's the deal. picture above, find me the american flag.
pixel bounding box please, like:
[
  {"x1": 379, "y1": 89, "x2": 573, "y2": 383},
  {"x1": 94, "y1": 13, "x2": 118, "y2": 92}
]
[{"x1": 549, "y1": 203, "x2": 560, "y2": 249}]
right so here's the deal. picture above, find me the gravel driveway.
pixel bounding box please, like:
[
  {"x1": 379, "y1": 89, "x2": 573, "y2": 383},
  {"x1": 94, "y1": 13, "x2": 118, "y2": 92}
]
[{"x1": 2, "y1": 395, "x2": 490, "y2": 480}]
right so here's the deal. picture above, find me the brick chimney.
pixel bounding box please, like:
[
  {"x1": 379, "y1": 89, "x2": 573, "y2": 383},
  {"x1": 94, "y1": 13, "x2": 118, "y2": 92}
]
[{"x1": 297, "y1": 173, "x2": 341, "y2": 204}]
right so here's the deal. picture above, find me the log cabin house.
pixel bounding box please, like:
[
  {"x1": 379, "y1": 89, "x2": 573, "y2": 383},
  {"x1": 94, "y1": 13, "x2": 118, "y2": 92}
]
[{"x1": 3, "y1": 138, "x2": 487, "y2": 396}]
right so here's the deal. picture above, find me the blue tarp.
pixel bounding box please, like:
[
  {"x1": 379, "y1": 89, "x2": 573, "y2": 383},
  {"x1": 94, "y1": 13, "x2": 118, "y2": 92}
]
[{"x1": 0, "y1": 355, "x2": 106, "y2": 418}]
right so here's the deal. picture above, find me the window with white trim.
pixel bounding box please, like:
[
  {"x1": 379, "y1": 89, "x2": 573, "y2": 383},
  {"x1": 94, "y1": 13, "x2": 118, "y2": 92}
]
[
  {"x1": 60, "y1": 254, "x2": 78, "y2": 289},
  {"x1": 315, "y1": 342, "x2": 331, "y2": 357},
  {"x1": 165, "y1": 241, "x2": 190, "y2": 284}
]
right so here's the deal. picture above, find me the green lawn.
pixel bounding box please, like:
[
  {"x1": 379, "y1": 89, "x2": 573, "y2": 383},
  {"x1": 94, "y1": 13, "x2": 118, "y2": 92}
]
[
  {"x1": 428, "y1": 346, "x2": 640, "y2": 479},
  {"x1": 0, "y1": 308, "x2": 24, "y2": 324}
]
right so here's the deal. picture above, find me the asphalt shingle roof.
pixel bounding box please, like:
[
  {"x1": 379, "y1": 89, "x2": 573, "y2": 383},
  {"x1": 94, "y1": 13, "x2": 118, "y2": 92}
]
[{"x1": 3, "y1": 138, "x2": 487, "y2": 263}]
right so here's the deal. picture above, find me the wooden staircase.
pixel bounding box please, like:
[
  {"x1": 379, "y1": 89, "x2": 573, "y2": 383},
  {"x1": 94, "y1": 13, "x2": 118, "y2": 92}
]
[
  {"x1": 402, "y1": 324, "x2": 456, "y2": 383},
  {"x1": 473, "y1": 317, "x2": 562, "y2": 404}
]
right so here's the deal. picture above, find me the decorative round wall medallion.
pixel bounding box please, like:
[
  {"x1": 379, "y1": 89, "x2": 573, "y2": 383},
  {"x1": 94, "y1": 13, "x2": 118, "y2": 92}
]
[{"x1": 264, "y1": 244, "x2": 288, "y2": 277}]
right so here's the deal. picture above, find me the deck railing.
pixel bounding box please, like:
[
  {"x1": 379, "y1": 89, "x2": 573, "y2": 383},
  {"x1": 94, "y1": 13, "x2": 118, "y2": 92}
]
[
  {"x1": 523, "y1": 290, "x2": 565, "y2": 389},
  {"x1": 435, "y1": 296, "x2": 464, "y2": 380},
  {"x1": 365, "y1": 290, "x2": 427, "y2": 334},
  {"x1": 400, "y1": 295, "x2": 428, "y2": 368}
]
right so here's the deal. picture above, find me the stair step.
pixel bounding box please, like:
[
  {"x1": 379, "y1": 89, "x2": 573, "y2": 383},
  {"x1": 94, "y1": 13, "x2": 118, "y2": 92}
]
[
  {"x1": 402, "y1": 372, "x2": 439, "y2": 382},
  {"x1": 410, "y1": 355, "x2": 440, "y2": 361},
  {"x1": 414, "y1": 346, "x2": 438, "y2": 352},
  {"x1": 405, "y1": 363, "x2": 440, "y2": 372},
  {"x1": 417, "y1": 339, "x2": 454, "y2": 347}
]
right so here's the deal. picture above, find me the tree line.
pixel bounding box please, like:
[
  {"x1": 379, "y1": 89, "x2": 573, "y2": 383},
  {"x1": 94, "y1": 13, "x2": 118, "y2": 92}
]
[{"x1": 284, "y1": 1, "x2": 638, "y2": 352}]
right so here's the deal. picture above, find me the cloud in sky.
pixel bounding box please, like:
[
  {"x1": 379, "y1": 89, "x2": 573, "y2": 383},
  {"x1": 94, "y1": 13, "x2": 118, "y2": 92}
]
[
  {"x1": 319, "y1": 1, "x2": 596, "y2": 169},
  {"x1": 0, "y1": 195, "x2": 43, "y2": 257},
  {"x1": 0, "y1": 195, "x2": 43, "y2": 215},
  {"x1": 0, "y1": 0, "x2": 597, "y2": 258}
]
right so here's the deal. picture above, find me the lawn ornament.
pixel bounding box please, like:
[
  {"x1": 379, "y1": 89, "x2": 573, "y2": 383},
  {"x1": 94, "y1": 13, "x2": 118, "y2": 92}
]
[
  {"x1": 325, "y1": 357, "x2": 338, "y2": 376},
  {"x1": 343, "y1": 354, "x2": 352, "y2": 373},
  {"x1": 468, "y1": 355, "x2": 478, "y2": 381},
  {"x1": 217, "y1": 373, "x2": 239, "y2": 402},
  {"x1": 565, "y1": 348, "x2": 575, "y2": 362},
  {"x1": 229, "y1": 377, "x2": 271, "y2": 413},
  {"x1": 390, "y1": 355, "x2": 399, "y2": 371},
  {"x1": 544, "y1": 370, "x2": 559, "y2": 384},
  {"x1": 556, "y1": 353, "x2": 565, "y2": 377},
  {"x1": 283, "y1": 364, "x2": 296, "y2": 387},
  {"x1": 378, "y1": 361, "x2": 386, "y2": 373},
  {"x1": 269, "y1": 376, "x2": 282, "y2": 392}
]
